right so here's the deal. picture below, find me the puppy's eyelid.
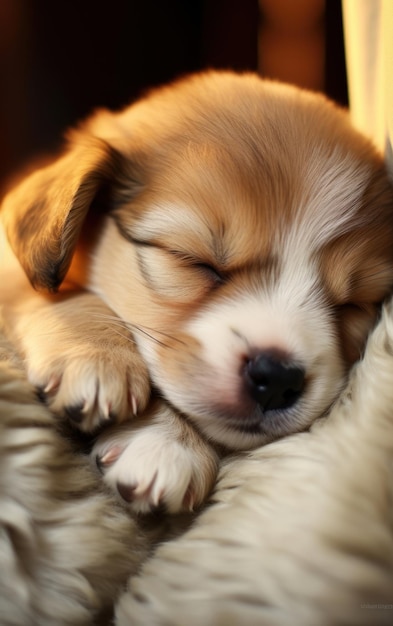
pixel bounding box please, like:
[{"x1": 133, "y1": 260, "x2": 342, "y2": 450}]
[
  {"x1": 131, "y1": 238, "x2": 225, "y2": 285},
  {"x1": 335, "y1": 302, "x2": 371, "y2": 314},
  {"x1": 169, "y1": 250, "x2": 225, "y2": 283},
  {"x1": 193, "y1": 261, "x2": 225, "y2": 283}
]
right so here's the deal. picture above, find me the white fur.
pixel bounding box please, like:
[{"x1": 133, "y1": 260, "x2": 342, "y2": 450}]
[
  {"x1": 92, "y1": 404, "x2": 219, "y2": 514},
  {"x1": 291, "y1": 149, "x2": 371, "y2": 250},
  {"x1": 116, "y1": 300, "x2": 393, "y2": 626},
  {"x1": 131, "y1": 202, "x2": 207, "y2": 244}
]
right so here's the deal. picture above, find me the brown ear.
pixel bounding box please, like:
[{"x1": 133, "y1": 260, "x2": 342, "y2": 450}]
[{"x1": 1, "y1": 135, "x2": 128, "y2": 291}]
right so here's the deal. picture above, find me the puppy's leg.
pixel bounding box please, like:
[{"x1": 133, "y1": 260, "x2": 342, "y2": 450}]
[
  {"x1": 4, "y1": 292, "x2": 150, "y2": 432},
  {"x1": 93, "y1": 402, "x2": 220, "y2": 514}
]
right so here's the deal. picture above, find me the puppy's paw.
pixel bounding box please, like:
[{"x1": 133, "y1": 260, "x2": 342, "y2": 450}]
[
  {"x1": 33, "y1": 345, "x2": 150, "y2": 432},
  {"x1": 16, "y1": 294, "x2": 151, "y2": 432},
  {"x1": 92, "y1": 405, "x2": 219, "y2": 514}
]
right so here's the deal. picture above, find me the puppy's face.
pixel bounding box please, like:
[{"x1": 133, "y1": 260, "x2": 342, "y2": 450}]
[
  {"x1": 86, "y1": 74, "x2": 393, "y2": 449},
  {"x1": 4, "y1": 72, "x2": 393, "y2": 449}
]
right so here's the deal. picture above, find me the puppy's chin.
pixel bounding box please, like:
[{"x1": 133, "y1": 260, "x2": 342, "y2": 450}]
[
  {"x1": 171, "y1": 407, "x2": 315, "y2": 451},
  {"x1": 184, "y1": 403, "x2": 328, "y2": 451}
]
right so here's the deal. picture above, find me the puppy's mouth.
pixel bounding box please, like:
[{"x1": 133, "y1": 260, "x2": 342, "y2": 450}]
[
  {"x1": 156, "y1": 352, "x2": 312, "y2": 448},
  {"x1": 208, "y1": 397, "x2": 307, "y2": 441}
]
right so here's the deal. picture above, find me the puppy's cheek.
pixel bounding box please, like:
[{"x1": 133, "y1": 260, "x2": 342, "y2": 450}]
[
  {"x1": 337, "y1": 305, "x2": 379, "y2": 363},
  {"x1": 137, "y1": 332, "x2": 205, "y2": 387},
  {"x1": 142, "y1": 332, "x2": 246, "y2": 423}
]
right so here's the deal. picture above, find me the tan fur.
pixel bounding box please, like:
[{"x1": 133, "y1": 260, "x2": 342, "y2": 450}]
[{"x1": 1, "y1": 71, "x2": 393, "y2": 513}]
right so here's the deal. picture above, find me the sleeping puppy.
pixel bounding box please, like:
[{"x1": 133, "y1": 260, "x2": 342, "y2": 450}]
[{"x1": 1, "y1": 71, "x2": 393, "y2": 513}]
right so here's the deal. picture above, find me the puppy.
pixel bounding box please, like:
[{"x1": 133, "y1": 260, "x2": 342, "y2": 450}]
[{"x1": 1, "y1": 71, "x2": 393, "y2": 513}]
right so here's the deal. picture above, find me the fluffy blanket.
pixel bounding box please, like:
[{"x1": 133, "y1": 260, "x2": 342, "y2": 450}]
[{"x1": 1, "y1": 302, "x2": 393, "y2": 626}]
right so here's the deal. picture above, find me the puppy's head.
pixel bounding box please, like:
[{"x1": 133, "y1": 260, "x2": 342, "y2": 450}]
[{"x1": 3, "y1": 72, "x2": 393, "y2": 449}]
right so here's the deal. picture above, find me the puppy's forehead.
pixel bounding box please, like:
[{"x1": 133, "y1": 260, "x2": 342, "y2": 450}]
[
  {"x1": 117, "y1": 74, "x2": 387, "y2": 265},
  {"x1": 129, "y1": 141, "x2": 278, "y2": 263},
  {"x1": 131, "y1": 141, "x2": 373, "y2": 267}
]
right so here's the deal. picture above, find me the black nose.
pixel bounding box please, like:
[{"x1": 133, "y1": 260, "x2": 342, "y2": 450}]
[{"x1": 245, "y1": 353, "x2": 305, "y2": 411}]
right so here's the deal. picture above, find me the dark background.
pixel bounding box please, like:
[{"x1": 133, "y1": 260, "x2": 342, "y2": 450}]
[{"x1": 0, "y1": 0, "x2": 347, "y2": 188}]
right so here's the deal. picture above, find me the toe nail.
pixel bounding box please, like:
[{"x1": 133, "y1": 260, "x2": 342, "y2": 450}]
[
  {"x1": 95, "y1": 451, "x2": 120, "y2": 473},
  {"x1": 98, "y1": 446, "x2": 123, "y2": 467},
  {"x1": 44, "y1": 376, "x2": 60, "y2": 394},
  {"x1": 131, "y1": 394, "x2": 138, "y2": 417},
  {"x1": 183, "y1": 488, "x2": 196, "y2": 512},
  {"x1": 101, "y1": 401, "x2": 114, "y2": 421}
]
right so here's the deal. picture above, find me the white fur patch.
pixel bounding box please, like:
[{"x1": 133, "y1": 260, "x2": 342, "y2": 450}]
[
  {"x1": 132, "y1": 202, "x2": 207, "y2": 244},
  {"x1": 290, "y1": 151, "x2": 372, "y2": 251},
  {"x1": 137, "y1": 253, "x2": 345, "y2": 449}
]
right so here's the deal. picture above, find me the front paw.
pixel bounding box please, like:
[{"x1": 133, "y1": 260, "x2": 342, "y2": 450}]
[
  {"x1": 92, "y1": 405, "x2": 219, "y2": 514},
  {"x1": 31, "y1": 344, "x2": 150, "y2": 432},
  {"x1": 12, "y1": 294, "x2": 151, "y2": 432}
]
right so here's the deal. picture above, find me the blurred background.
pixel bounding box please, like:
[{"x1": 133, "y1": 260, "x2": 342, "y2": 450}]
[{"x1": 0, "y1": 0, "x2": 347, "y2": 189}]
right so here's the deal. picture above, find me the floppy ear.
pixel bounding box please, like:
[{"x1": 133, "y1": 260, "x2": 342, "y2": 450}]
[{"x1": 1, "y1": 134, "x2": 129, "y2": 292}]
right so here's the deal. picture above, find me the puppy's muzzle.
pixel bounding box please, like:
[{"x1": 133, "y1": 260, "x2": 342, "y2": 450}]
[{"x1": 244, "y1": 352, "x2": 305, "y2": 412}]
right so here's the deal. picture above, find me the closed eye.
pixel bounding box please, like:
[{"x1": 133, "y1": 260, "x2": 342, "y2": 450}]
[
  {"x1": 191, "y1": 261, "x2": 224, "y2": 284},
  {"x1": 169, "y1": 252, "x2": 225, "y2": 285},
  {"x1": 133, "y1": 242, "x2": 226, "y2": 301},
  {"x1": 122, "y1": 229, "x2": 224, "y2": 283}
]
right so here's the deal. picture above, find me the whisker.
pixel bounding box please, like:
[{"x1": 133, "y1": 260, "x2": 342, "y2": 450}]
[
  {"x1": 90, "y1": 314, "x2": 136, "y2": 340},
  {"x1": 91, "y1": 312, "x2": 184, "y2": 348},
  {"x1": 110, "y1": 326, "x2": 138, "y2": 345},
  {"x1": 130, "y1": 325, "x2": 170, "y2": 348},
  {"x1": 136, "y1": 324, "x2": 187, "y2": 345}
]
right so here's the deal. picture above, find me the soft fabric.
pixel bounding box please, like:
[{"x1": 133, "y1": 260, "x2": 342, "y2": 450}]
[{"x1": 1, "y1": 300, "x2": 393, "y2": 625}]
